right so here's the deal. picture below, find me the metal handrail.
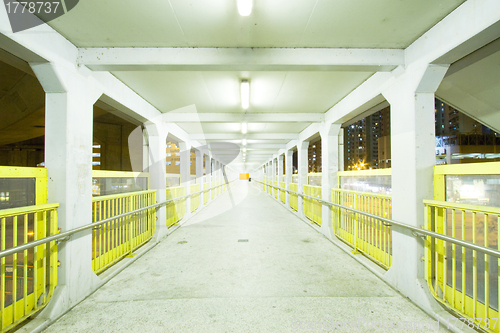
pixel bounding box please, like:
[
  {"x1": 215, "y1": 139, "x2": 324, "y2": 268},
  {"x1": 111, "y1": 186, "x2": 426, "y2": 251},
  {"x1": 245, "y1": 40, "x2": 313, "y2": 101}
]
[
  {"x1": 0, "y1": 181, "x2": 235, "y2": 259},
  {"x1": 256, "y1": 179, "x2": 500, "y2": 259}
]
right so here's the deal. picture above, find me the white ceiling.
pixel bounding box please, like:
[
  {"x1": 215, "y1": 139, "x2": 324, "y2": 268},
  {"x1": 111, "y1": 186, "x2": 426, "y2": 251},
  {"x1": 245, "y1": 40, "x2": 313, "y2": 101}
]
[
  {"x1": 49, "y1": 0, "x2": 465, "y2": 48},
  {"x1": 44, "y1": 0, "x2": 474, "y2": 170}
]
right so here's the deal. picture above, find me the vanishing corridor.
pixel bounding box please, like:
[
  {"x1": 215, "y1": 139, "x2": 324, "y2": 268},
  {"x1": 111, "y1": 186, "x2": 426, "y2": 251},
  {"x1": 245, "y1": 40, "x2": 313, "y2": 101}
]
[{"x1": 43, "y1": 182, "x2": 448, "y2": 333}]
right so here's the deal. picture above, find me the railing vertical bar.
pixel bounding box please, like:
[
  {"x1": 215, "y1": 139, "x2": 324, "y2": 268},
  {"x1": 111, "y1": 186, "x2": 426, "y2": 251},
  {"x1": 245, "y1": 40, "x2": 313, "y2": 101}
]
[
  {"x1": 13, "y1": 215, "x2": 18, "y2": 322},
  {"x1": 23, "y1": 213, "x2": 28, "y2": 316},
  {"x1": 484, "y1": 213, "x2": 489, "y2": 324},
  {"x1": 472, "y1": 211, "x2": 477, "y2": 319},
  {"x1": 451, "y1": 209, "x2": 456, "y2": 309},
  {"x1": 443, "y1": 207, "x2": 447, "y2": 302},
  {"x1": 1, "y1": 217, "x2": 6, "y2": 329},
  {"x1": 434, "y1": 206, "x2": 439, "y2": 297},
  {"x1": 461, "y1": 209, "x2": 466, "y2": 314},
  {"x1": 33, "y1": 212, "x2": 38, "y2": 311},
  {"x1": 41, "y1": 211, "x2": 47, "y2": 304}
]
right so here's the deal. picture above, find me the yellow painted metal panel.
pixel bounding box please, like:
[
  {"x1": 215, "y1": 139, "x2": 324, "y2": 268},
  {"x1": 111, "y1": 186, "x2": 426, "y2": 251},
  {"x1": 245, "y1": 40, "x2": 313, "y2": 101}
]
[
  {"x1": 424, "y1": 200, "x2": 500, "y2": 333},
  {"x1": 280, "y1": 182, "x2": 286, "y2": 204},
  {"x1": 190, "y1": 184, "x2": 200, "y2": 212},
  {"x1": 0, "y1": 204, "x2": 58, "y2": 332},
  {"x1": 303, "y1": 185, "x2": 322, "y2": 226},
  {"x1": 91, "y1": 190, "x2": 156, "y2": 274},
  {"x1": 332, "y1": 188, "x2": 392, "y2": 269},
  {"x1": 289, "y1": 183, "x2": 298, "y2": 211}
]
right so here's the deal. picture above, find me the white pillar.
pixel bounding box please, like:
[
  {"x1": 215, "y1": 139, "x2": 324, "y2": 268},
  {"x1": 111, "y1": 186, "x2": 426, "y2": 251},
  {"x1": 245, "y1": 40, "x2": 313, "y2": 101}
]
[
  {"x1": 382, "y1": 64, "x2": 449, "y2": 310},
  {"x1": 278, "y1": 154, "x2": 284, "y2": 201},
  {"x1": 297, "y1": 141, "x2": 309, "y2": 218},
  {"x1": 205, "y1": 153, "x2": 212, "y2": 202},
  {"x1": 144, "y1": 121, "x2": 168, "y2": 241},
  {"x1": 195, "y1": 150, "x2": 203, "y2": 208},
  {"x1": 285, "y1": 150, "x2": 293, "y2": 206},
  {"x1": 32, "y1": 63, "x2": 101, "y2": 317},
  {"x1": 179, "y1": 141, "x2": 191, "y2": 218},
  {"x1": 320, "y1": 124, "x2": 341, "y2": 239}
]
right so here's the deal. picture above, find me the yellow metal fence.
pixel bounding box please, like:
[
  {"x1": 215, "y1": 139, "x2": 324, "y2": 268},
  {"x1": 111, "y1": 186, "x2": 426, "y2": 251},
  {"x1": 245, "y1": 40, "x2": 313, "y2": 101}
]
[
  {"x1": 191, "y1": 184, "x2": 200, "y2": 212},
  {"x1": 166, "y1": 186, "x2": 185, "y2": 228},
  {"x1": 425, "y1": 200, "x2": 500, "y2": 333},
  {"x1": 332, "y1": 189, "x2": 392, "y2": 269},
  {"x1": 203, "y1": 183, "x2": 209, "y2": 204},
  {"x1": 1, "y1": 204, "x2": 58, "y2": 332},
  {"x1": 280, "y1": 182, "x2": 286, "y2": 204},
  {"x1": 91, "y1": 190, "x2": 156, "y2": 274},
  {"x1": 303, "y1": 185, "x2": 322, "y2": 225},
  {"x1": 289, "y1": 183, "x2": 298, "y2": 211}
]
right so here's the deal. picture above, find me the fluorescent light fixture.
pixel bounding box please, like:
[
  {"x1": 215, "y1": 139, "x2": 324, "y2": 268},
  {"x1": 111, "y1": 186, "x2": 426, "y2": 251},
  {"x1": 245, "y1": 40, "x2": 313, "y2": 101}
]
[
  {"x1": 241, "y1": 122, "x2": 248, "y2": 134},
  {"x1": 242, "y1": 139, "x2": 247, "y2": 146},
  {"x1": 237, "y1": 0, "x2": 252, "y2": 16},
  {"x1": 240, "y1": 80, "x2": 250, "y2": 109},
  {"x1": 243, "y1": 148, "x2": 247, "y2": 152}
]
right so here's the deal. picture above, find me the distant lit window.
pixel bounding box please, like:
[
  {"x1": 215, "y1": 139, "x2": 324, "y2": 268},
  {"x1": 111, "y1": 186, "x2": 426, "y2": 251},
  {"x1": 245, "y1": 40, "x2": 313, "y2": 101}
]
[
  {"x1": 92, "y1": 162, "x2": 101, "y2": 166},
  {"x1": 92, "y1": 145, "x2": 101, "y2": 149}
]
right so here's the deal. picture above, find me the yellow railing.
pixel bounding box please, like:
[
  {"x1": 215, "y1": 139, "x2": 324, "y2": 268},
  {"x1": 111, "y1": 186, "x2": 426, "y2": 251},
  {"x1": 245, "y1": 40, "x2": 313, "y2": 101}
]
[
  {"x1": 203, "y1": 183, "x2": 209, "y2": 204},
  {"x1": 274, "y1": 181, "x2": 278, "y2": 199},
  {"x1": 91, "y1": 190, "x2": 156, "y2": 274},
  {"x1": 191, "y1": 184, "x2": 200, "y2": 212},
  {"x1": 262, "y1": 180, "x2": 266, "y2": 191},
  {"x1": 0, "y1": 204, "x2": 58, "y2": 332},
  {"x1": 289, "y1": 183, "x2": 298, "y2": 211},
  {"x1": 424, "y1": 200, "x2": 500, "y2": 333},
  {"x1": 303, "y1": 185, "x2": 322, "y2": 225},
  {"x1": 166, "y1": 186, "x2": 185, "y2": 228},
  {"x1": 280, "y1": 182, "x2": 286, "y2": 204},
  {"x1": 211, "y1": 182, "x2": 216, "y2": 200},
  {"x1": 332, "y1": 189, "x2": 392, "y2": 269}
]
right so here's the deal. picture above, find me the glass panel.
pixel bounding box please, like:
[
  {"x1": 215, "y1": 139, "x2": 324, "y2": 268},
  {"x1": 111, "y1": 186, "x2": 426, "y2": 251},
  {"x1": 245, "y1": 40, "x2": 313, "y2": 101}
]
[
  {"x1": 0, "y1": 178, "x2": 36, "y2": 209},
  {"x1": 445, "y1": 174, "x2": 500, "y2": 207},
  {"x1": 308, "y1": 175, "x2": 322, "y2": 186},
  {"x1": 92, "y1": 177, "x2": 148, "y2": 196},
  {"x1": 340, "y1": 176, "x2": 391, "y2": 194}
]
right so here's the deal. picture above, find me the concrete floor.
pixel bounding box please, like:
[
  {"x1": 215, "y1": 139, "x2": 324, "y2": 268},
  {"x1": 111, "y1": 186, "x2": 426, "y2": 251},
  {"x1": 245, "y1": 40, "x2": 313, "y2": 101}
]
[{"x1": 44, "y1": 181, "x2": 450, "y2": 333}]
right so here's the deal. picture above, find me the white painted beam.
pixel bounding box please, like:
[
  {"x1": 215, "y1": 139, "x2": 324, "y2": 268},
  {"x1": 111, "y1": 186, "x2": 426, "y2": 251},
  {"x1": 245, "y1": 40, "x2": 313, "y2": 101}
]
[
  {"x1": 164, "y1": 113, "x2": 323, "y2": 123},
  {"x1": 191, "y1": 133, "x2": 298, "y2": 140},
  {"x1": 78, "y1": 48, "x2": 404, "y2": 72}
]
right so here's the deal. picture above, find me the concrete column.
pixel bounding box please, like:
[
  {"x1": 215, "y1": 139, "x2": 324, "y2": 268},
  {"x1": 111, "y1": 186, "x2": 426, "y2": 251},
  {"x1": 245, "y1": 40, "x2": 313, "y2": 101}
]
[
  {"x1": 278, "y1": 154, "x2": 284, "y2": 201},
  {"x1": 144, "y1": 121, "x2": 168, "y2": 241},
  {"x1": 382, "y1": 64, "x2": 449, "y2": 311},
  {"x1": 320, "y1": 124, "x2": 341, "y2": 239},
  {"x1": 179, "y1": 141, "x2": 191, "y2": 218},
  {"x1": 278, "y1": 155, "x2": 284, "y2": 185},
  {"x1": 285, "y1": 150, "x2": 293, "y2": 206},
  {"x1": 195, "y1": 150, "x2": 203, "y2": 208},
  {"x1": 205, "y1": 153, "x2": 212, "y2": 202},
  {"x1": 272, "y1": 158, "x2": 276, "y2": 185},
  {"x1": 32, "y1": 63, "x2": 101, "y2": 317},
  {"x1": 297, "y1": 141, "x2": 309, "y2": 218}
]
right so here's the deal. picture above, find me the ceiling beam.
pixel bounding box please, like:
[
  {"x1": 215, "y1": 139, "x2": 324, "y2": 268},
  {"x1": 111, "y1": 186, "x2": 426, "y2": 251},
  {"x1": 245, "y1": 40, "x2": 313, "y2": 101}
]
[
  {"x1": 191, "y1": 133, "x2": 298, "y2": 140},
  {"x1": 165, "y1": 113, "x2": 323, "y2": 123},
  {"x1": 78, "y1": 47, "x2": 404, "y2": 72}
]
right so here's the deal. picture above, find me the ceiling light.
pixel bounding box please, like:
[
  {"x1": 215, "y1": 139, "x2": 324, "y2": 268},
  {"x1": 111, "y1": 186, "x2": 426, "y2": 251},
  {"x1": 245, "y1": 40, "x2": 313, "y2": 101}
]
[
  {"x1": 242, "y1": 139, "x2": 247, "y2": 146},
  {"x1": 241, "y1": 80, "x2": 250, "y2": 109},
  {"x1": 243, "y1": 148, "x2": 247, "y2": 152},
  {"x1": 241, "y1": 122, "x2": 247, "y2": 134},
  {"x1": 237, "y1": 0, "x2": 252, "y2": 16}
]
